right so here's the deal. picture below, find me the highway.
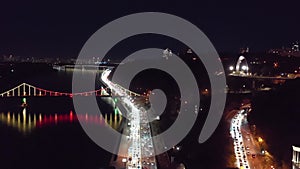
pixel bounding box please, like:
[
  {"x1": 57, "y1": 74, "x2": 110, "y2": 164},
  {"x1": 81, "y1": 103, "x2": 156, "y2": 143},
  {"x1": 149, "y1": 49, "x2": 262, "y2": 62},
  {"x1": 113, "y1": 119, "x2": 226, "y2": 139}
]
[
  {"x1": 230, "y1": 109, "x2": 250, "y2": 168},
  {"x1": 230, "y1": 106, "x2": 276, "y2": 169},
  {"x1": 102, "y1": 69, "x2": 157, "y2": 169}
]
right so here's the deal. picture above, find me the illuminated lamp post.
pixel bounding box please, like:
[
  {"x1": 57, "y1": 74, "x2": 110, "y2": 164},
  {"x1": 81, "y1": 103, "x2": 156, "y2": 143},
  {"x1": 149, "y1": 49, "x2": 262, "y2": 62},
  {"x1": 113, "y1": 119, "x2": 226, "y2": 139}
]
[{"x1": 122, "y1": 158, "x2": 127, "y2": 167}]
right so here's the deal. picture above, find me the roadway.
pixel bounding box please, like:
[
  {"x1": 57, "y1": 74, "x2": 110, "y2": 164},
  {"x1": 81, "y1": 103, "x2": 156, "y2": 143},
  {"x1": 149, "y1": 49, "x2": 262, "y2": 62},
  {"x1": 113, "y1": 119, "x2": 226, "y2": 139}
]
[
  {"x1": 230, "y1": 109, "x2": 250, "y2": 168},
  {"x1": 229, "y1": 73, "x2": 297, "y2": 80},
  {"x1": 102, "y1": 69, "x2": 157, "y2": 169},
  {"x1": 230, "y1": 106, "x2": 276, "y2": 169}
]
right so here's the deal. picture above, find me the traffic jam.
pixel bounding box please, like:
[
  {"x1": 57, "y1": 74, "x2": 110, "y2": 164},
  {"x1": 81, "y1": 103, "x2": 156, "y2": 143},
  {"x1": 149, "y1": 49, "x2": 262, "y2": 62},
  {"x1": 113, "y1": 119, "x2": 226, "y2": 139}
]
[
  {"x1": 102, "y1": 69, "x2": 157, "y2": 169},
  {"x1": 230, "y1": 109, "x2": 250, "y2": 168}
]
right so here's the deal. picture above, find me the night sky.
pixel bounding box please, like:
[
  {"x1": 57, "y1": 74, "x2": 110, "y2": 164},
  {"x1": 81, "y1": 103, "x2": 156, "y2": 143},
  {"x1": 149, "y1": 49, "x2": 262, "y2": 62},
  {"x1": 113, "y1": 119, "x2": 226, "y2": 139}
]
[{"x1": 1, "y1": 0, "x2": 299, "y2": 58}]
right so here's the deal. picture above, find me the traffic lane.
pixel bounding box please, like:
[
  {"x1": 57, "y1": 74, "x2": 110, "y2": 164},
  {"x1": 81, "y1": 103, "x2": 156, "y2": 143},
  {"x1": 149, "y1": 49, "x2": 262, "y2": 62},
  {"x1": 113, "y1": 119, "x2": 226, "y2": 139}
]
[
  {"x1": 239, "y1": 112, "x2": 265, "y2": 169},
  {"x1": 103, "y1": 70, "x2": 157, "y2": 168},
  {"x1": 240, "y1": 127, "x2": 265, "y2": 169},
  {"x1": 230, "y1": 111, "x2": 250, "y2": 168}
]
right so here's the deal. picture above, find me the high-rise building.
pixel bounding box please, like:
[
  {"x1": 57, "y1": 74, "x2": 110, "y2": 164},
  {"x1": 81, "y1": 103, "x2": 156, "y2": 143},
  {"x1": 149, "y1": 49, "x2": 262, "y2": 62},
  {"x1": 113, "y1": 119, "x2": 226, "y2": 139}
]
[{"x1": 292, "y1": 146, "x2": 300, "y2": 169}]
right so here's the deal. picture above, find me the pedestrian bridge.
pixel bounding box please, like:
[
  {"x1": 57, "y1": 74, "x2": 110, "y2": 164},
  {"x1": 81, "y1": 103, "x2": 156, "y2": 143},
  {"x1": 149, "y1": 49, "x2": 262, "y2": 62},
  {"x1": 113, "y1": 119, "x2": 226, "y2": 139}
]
[{"x1": 0, "y1": 82, "x2": 141, "y2": 98}]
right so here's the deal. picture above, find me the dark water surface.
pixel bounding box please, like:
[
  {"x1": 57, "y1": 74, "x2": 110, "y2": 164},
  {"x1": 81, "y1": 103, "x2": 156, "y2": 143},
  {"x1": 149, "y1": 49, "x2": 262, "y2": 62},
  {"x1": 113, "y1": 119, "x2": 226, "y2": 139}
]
[{"x1": 0, "y1": 69, "x2": 116, "y2": 169}]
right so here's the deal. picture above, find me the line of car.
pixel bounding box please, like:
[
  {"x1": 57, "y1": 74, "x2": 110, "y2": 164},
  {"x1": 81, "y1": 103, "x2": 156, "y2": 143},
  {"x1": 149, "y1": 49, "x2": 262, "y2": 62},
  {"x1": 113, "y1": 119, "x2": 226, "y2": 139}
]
[
  {"x1": 230, "y1": 110, "x2": 250, "y2": 168},
  {"x1": 102, "y1": 69, "x2": 157, "y2": 169}
]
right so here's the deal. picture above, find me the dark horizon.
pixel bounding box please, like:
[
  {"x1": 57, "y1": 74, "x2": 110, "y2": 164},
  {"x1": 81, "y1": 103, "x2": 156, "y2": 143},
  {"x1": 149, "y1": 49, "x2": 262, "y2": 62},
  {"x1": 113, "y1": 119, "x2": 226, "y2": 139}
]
[{"x1": 1, "y1": 0, "x2": 299, "y2": 58}]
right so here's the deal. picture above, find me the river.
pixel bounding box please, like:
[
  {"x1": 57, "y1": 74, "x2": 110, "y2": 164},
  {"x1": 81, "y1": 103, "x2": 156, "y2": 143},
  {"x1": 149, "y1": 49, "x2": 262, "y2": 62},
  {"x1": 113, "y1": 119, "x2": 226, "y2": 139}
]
[{"x1": 0, "y1": 67, "x2": 118, "y2": 169}]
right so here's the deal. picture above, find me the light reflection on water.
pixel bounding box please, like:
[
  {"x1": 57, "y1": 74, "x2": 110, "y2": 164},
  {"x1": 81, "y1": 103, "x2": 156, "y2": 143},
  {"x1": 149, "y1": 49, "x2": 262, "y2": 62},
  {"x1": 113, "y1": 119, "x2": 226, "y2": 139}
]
[
  {"x1": 0, "y1": 108, "x2": 123, "y2": 134},
  {"x1": 0, "y1": 69, "x2": 117, "y2": 169}
]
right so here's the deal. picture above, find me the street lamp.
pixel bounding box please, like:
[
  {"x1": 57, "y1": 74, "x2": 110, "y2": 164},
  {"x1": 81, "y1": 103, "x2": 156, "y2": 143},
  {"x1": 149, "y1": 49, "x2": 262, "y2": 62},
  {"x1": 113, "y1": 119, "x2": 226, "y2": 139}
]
[
  {"x1": 122, "y1": 158, "x2": 127, "y2": 167},
  {"x1": 241, "y1": 65, "x2": 248, "y2": 71},
  {"x1": 229, "y1": 66, "x2": 234, "y2": 71}
]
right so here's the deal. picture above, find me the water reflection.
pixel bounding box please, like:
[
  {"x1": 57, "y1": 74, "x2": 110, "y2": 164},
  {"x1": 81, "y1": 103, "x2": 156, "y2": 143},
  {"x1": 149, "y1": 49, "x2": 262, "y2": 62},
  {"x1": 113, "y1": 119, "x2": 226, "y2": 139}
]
[{"x1": 0, "y1": 108, "x2": 123, "y2": 134}]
